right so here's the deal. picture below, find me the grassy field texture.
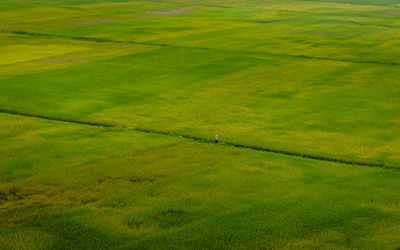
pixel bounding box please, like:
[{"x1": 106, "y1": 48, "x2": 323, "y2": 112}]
[
  {"x1": 1, "y1": 113, "x2": 400, "y2": 249},
  {"x1": 1, "y1": 0, "x2": 400, "y2": 248},
  {"x1": 1, "y1": 0, "x2": 400, "y2": 167}
]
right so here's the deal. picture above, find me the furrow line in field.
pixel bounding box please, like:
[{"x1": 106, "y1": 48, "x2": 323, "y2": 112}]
[
  {"x1": 7, "y1": 30, "x2": 400, "y2": 66},
  {"x1": 1, "y1": 108, "x2": 399, "y2": 172}
]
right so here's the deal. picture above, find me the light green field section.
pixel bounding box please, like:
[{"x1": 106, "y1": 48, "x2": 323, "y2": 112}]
[
  {"x1": 2, "y1": 0, "x2": 400, "y2": 63},
  {"x1": 0, "y1": 44, "x2": 90, "y2": 66},
  {"x1": 0, "y1": 33, "x2": 154, "y2": 78},
  {"x1": 1, "y1": 113, "x2": 400, "y2": 249}
]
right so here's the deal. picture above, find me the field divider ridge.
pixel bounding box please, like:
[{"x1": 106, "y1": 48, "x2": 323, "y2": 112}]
[
  {"x1": 1, "y1": 107, "x2": 399, "y2": 171},
  {"x1": 5, "y1": 30, "x2": 399, "y2": 66}
]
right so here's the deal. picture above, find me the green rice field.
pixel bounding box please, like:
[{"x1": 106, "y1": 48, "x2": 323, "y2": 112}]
[{"x1": 1, "y1": 0, "x2": 400, "y2": 248}]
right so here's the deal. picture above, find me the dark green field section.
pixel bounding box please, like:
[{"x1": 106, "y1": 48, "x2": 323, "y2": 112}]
[{"x1": 1, "y1": 113, "x2": 400, "y2": 249}]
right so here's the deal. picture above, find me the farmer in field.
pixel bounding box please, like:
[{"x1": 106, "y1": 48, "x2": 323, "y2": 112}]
[{"x1": 215, "y1": 135, "x2": 219, "y2": 143}]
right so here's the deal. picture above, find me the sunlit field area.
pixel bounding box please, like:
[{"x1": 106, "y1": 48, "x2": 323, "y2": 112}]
[{"x1": 1, "y1": 0, "x2": 400, "y2": 248}]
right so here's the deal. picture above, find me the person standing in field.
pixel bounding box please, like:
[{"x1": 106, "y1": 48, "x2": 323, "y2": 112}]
[{"x1": 215, "y1": 135, "x2": 219, "y2": 143}]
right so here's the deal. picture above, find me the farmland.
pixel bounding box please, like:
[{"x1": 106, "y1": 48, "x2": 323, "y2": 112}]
[{"x1": 1, "y1": 0, "x2": 400, "y2": 248}]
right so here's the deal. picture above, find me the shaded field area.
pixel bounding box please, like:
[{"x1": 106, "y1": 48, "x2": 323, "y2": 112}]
[
  {"x1": 1, "y1": 113, "x2": 400, "y2": 249},
  {"x1": 1, "y1": 0, "x2": 400, "y2": 248}
]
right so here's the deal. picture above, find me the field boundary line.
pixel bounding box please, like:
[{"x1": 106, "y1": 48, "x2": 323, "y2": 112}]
[
  {"x1": 1, "y1": 108, "x2": 399, "y2": 171},
  {"x1": 6, "y1": 30, "x2": 400, "y2": 66}
]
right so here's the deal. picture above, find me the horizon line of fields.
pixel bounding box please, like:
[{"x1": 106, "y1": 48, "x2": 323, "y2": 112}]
[
  {"x1": 5, "y1": 30, "x2": 400, "y2": 67},
  {"x1": 1, "y1": 107, "x2": 399, "y2": 172}
]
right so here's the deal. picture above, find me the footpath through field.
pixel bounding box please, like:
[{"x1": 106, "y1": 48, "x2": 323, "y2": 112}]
[{"x1": 1, "y1": 107, "x2": 398, "y2": 171}]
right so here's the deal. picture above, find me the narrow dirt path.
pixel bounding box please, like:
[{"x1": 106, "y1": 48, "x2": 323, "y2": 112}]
[{"x1": 1, "y1": 108, "x2": 398, "y2": 171}]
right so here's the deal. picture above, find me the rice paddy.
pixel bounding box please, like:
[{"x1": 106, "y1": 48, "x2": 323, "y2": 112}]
[{"x1": 1, "y1": 0, "x2": 400, "y2": 248}]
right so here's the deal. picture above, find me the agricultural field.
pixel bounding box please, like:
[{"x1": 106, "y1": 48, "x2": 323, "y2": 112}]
[{"x1": 1, "y1": 0, "x2": 400, "y2": 249}]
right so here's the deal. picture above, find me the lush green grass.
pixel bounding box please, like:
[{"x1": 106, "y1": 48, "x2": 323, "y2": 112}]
[
  {"x1": 1, "y1": 0, "x2": 400, "y2": 248},
  {"x1": 1, "y1": 113, "x2": 400, "y2": 249},
  {"x1": 1, "y1": 40, "x2": 399, "y2": 166},
  {"x1": 1, "y1": 0, "x2": 400, "y2": 166}
]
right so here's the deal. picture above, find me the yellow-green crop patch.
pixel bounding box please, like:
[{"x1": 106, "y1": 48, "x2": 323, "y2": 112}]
[
  {"x1": 0, "y1": 33, "x2": 154, "y2": 78},
  {"x1": 0, "y1": 44, "x2": 88, "y2": 66}
]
